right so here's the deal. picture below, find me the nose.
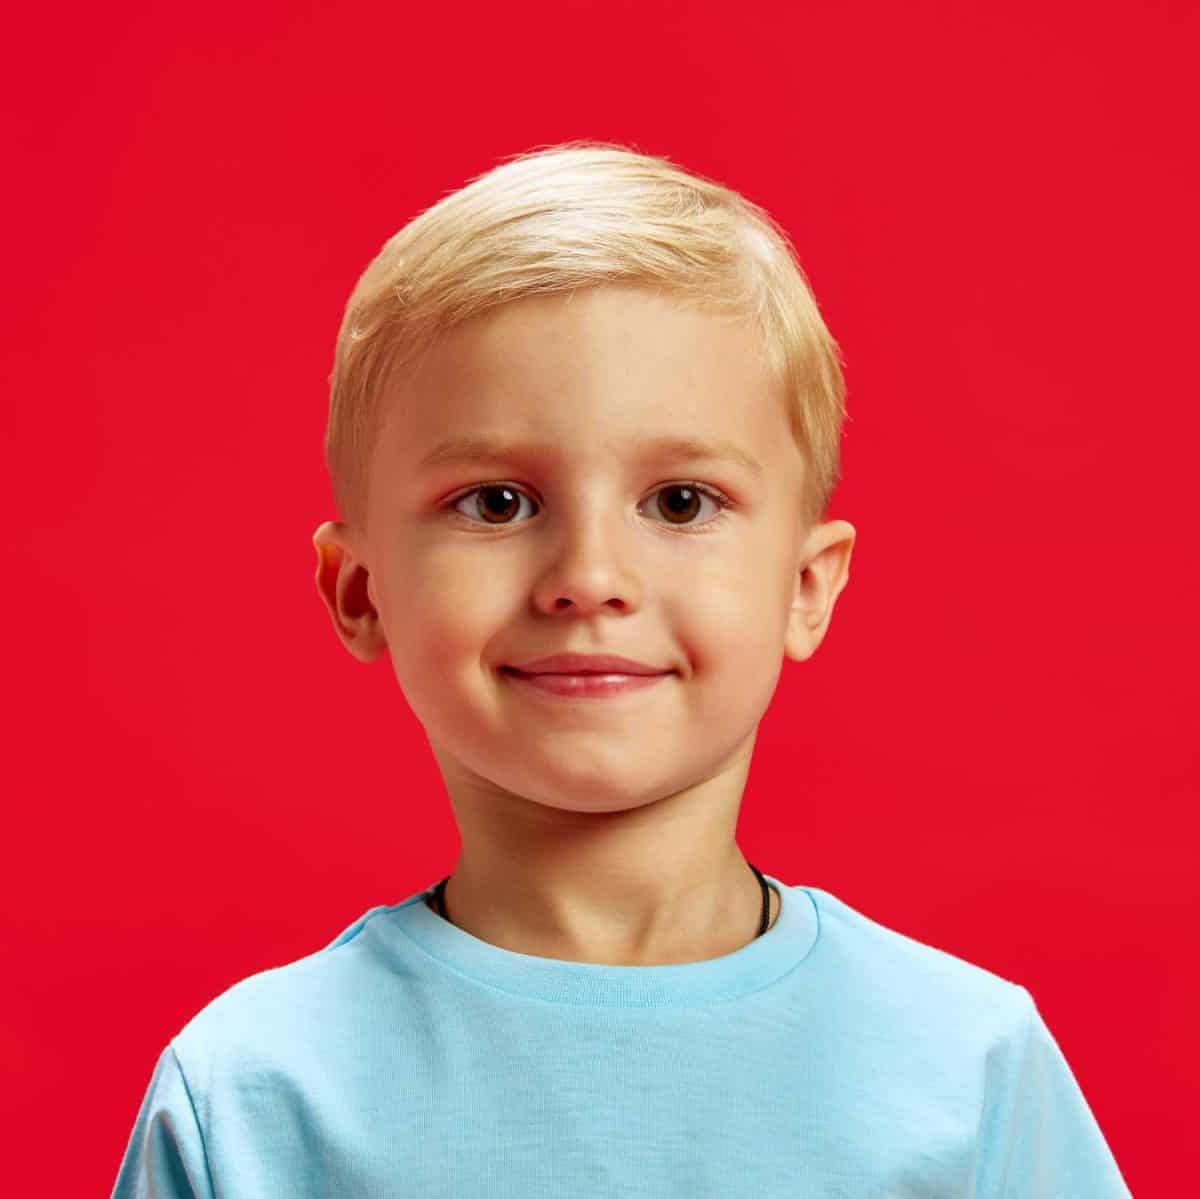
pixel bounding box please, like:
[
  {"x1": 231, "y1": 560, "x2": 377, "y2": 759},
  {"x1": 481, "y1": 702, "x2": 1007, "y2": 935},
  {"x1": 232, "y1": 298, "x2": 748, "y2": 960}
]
[{"x1": 528, "y1": 500, "x2": 642, "y2": 616}]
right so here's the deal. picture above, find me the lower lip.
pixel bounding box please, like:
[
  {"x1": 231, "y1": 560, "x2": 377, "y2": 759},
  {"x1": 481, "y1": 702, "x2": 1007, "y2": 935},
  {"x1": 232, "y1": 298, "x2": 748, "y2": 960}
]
[{"x1": 503, "y1": 669, "x2": 671, "y2": 698}]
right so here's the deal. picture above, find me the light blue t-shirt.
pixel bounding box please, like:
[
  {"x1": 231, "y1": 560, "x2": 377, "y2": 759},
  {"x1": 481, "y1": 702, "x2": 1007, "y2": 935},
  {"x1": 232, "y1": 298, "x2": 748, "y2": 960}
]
[{"x1": 111, "y1": 876, "x2": 1132, "y2": 1197}]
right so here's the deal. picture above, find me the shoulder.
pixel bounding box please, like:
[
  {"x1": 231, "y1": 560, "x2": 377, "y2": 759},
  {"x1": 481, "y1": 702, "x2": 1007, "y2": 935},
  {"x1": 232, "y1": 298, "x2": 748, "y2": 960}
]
[
  {"x1": 168, "y1": 900, "x2": 416, "y2": 1087},
  {"x1": 799, "y1": 883, "x2": 1032, "y2": 1035}
]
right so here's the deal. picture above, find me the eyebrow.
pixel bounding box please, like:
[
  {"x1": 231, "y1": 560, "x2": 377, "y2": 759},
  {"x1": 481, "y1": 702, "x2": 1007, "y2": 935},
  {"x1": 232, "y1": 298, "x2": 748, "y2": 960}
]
[{"x1": 418, "y1": 434, "x2": 763, "y2": 478}]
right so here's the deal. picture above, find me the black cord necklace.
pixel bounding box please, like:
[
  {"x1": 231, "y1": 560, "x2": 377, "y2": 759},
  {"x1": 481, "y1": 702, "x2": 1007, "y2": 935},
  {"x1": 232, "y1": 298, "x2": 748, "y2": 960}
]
[{"x1": 431, "y1": 860, "x2": 773, "y2": 938}]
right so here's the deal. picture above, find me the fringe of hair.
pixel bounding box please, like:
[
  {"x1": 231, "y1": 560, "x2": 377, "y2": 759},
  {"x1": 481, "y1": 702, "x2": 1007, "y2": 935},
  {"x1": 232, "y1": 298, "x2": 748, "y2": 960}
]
[{"x1": 324, "y1": 139, "x2": 848, "y2": 534}]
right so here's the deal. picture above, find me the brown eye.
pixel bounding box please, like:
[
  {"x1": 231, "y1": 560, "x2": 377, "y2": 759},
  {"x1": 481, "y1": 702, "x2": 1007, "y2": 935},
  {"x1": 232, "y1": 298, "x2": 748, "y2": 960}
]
[
  {"x1": 447, "y1": 481, "x2": 730, "y2": 529},
  {"x1": 455, "y1": 485, "x2": 530, "y2": 524},
  {"x1": 472, "y1": 484, "x2": 525, "y2": 523},
  {"x1": 655, "y1": 484, "x2": 704, "y2": 525}
]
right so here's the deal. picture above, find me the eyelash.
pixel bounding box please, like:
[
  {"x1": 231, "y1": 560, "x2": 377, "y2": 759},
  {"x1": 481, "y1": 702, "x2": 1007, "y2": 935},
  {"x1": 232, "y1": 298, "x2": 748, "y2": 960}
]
[{"x1": 442, "y1": 480, "x2": 735, "y2": 534}]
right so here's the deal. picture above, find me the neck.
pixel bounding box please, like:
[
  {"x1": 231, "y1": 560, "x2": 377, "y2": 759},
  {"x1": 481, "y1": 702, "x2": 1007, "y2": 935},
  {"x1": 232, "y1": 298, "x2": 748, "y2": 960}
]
[
  {"x1": 428, "y1": 850, "x2": 778, "y2": 966},
  {"x1": 423, "y1": 733, "x2": 777, "y2": 965}
]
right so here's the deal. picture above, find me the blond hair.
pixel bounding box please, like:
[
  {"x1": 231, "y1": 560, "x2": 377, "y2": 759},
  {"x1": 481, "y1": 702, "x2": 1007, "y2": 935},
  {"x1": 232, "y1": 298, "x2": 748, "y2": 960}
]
[{"x1": 323, "y1": 139, "x2": 848, "y2": 534}]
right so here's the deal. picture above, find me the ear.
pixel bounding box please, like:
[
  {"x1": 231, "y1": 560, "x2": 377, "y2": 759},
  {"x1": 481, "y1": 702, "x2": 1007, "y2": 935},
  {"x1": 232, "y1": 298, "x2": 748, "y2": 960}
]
[
  {"x1": 311, "y1": 520, "x2": 389, "y2": 664},
  {"x1": 783, "y1": 519, "x2": 856, "y2": 663}
]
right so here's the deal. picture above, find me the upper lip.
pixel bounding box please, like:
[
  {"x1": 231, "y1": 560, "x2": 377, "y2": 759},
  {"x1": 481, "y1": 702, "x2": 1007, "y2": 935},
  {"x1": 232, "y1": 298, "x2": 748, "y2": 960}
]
[{"x1": 505, "y1": 653, "x2": 671, "y2": 676}]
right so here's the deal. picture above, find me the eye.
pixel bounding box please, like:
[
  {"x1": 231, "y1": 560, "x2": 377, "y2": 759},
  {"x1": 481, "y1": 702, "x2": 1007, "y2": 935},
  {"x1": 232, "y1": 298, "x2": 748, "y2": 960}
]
[
  {"x1": 645, "y1": 482, "x2": 733, "y2": 529},
  {"x1": 448, "y1": 484, "x2": 537, "y2": 526},
  {"x1": 445, "y1": 481, "x2": 733, "y2": 531}
]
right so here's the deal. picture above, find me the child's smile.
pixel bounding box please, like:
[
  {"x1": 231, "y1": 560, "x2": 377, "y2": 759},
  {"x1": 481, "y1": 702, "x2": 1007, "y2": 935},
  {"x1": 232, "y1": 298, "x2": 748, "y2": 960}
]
[{"x1": 500, "y1": 664, "x2": 674, "y2": 699}]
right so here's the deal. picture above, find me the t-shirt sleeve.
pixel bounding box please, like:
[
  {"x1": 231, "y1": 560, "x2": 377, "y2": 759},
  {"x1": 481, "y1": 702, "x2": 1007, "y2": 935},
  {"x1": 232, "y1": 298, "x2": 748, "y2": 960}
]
[
  {"x1": 976, "y1": 985, "x2": 1133, "y2": 1198},
  {"x1": 111, "y1": 1044, "x2": 215, "y2": 1199}
]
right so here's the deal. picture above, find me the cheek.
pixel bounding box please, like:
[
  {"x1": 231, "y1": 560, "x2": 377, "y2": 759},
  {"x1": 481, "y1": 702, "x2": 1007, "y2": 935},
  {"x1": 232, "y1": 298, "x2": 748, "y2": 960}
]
[
  {"x1": 672, "y1": 554, "x2": 791, "y2": 672},
  {"x1": 683, "y1": 544, "x2": 786, "y2": 620},
  {"x1": 379, "y1": 576, "x2": 498, "y2": 738},
  {"x1": 384, "y1": 549, "x2": 511, "y2": 665}
]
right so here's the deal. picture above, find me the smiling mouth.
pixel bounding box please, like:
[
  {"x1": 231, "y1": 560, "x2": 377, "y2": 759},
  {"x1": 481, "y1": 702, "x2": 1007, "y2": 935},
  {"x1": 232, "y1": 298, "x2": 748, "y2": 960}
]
[
  {"x1": 502, "y1": 667, "x2": 669, "y2": 677},
  {"x1": 499, "y1": 667, "x2": 673, "y2": 697}
]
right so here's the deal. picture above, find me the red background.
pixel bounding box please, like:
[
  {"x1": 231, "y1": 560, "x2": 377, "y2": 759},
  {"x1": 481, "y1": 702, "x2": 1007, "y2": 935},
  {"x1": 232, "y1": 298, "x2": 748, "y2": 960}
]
[{"x1": 5, "y1": 1, "x2": 1196, "y2": 1194}]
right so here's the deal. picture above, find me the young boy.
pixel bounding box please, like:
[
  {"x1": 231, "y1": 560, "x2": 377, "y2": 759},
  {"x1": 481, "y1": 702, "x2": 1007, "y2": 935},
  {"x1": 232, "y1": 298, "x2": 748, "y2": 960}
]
[{"x1": 112, "y1": 141, "x2": 1132, "y2": 1197}]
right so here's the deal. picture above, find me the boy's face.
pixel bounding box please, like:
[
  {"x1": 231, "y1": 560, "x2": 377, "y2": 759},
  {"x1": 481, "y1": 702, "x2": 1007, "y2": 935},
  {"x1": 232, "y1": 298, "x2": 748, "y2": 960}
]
[{"x1": 314, "y1": 283, "x2": 854, "y2": 818}]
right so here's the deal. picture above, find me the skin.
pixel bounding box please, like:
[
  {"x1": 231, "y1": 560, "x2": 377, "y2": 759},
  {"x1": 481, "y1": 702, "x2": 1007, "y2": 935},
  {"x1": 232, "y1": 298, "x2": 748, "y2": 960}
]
[{"x1": 312, "y1": 283, "x2": 856, "y2": 966}]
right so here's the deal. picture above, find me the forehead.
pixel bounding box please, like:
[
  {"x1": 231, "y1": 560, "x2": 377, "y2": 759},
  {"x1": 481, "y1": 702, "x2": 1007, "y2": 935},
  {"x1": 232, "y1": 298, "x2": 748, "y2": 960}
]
[{"x1": 378, "y1": 284, "x2": 790, "y2": 468}]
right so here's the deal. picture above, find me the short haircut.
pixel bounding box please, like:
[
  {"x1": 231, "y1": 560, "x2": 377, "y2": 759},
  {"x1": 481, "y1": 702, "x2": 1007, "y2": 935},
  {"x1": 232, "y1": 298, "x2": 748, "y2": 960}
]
[{"x1": 323, "y1": 139, "x2": 848, "y2": 535}]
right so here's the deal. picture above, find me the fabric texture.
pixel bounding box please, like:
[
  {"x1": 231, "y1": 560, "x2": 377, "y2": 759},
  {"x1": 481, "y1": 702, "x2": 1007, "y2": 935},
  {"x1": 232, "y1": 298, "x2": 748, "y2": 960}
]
[{"x1": 111, "y1": 877, "x2": 1132, "y2": 1197}]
